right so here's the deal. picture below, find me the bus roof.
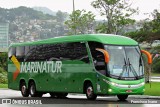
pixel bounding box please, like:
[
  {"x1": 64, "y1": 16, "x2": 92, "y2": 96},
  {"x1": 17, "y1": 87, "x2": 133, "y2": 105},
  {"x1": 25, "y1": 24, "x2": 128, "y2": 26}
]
[{"x1": 10, "y1": 34, "x2": 138, "y2": 47}]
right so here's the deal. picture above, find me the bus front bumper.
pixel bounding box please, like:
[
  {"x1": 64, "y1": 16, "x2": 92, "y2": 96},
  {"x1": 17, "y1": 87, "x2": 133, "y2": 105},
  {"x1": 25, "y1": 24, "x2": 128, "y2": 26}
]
[
  {"x1": 106, "y1": 83, "x2": 145, "y2": 95},
  {"x1": 100, "y1": 79, "x2": 145, "y2": 95}
]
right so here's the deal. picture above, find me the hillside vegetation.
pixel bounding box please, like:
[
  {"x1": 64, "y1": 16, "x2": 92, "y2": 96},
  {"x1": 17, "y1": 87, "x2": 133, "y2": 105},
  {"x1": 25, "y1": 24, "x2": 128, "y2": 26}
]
[{"x1": 0, "y1": 53, "x2": 8, "y2": 84}]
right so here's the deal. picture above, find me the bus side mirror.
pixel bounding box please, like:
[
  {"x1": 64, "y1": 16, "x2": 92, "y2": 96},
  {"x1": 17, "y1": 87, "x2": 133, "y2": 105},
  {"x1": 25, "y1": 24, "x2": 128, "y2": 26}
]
[
  {"x1": 141, "y1": 50, "x2": 152, "y2": 64},
  {"x1": 96, "y1": 48, "x2": 110, "y2": 63}
]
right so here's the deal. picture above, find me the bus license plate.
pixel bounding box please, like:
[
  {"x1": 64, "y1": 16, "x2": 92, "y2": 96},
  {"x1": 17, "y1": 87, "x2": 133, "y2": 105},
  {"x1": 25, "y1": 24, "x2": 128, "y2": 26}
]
[{"x1": 126, "y1": 90, "x2": 132, "y2": 92}]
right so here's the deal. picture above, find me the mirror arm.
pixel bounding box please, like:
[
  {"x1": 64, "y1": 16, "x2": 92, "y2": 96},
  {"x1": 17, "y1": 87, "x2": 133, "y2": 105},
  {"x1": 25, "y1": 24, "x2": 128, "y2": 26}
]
[
  {"x1": 141, "y1": 50, "x2": 152, "y2": 64},
  {"x1": 96, "y1": 48, "x2": 110, "y2": 63}
]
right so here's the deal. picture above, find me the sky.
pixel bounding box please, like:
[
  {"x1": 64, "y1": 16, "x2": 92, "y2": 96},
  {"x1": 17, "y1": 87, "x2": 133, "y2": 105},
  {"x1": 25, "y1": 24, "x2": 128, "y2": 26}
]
[{"x1": 0, "y1": 0, "x2": 160, "y2": 20}]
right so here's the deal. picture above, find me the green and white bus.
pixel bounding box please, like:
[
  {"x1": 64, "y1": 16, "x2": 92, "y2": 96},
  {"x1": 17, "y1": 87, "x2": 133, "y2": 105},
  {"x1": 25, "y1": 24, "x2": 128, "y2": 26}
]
[{"x1": 8, "y1": 34, "x2": 152, "y2": 100}]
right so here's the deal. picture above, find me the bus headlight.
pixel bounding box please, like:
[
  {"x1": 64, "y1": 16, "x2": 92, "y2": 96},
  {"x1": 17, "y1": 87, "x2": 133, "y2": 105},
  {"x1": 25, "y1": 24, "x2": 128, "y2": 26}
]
[
  {"x1": 141, "y1": 82, "x2": 145, "y2": 86},
  {"x1": 103, "y1": 79, "x2": 118, "y2": 86},
  {"x1": 139, "y1": 82, "x2": 145, "y2": 87},
  {"x1": 111, "y1": 82, "x2": 118, "y2": 86},
  {"x1": 103, "y1": 79, "x2": 145, "y2": 88},
  {"x1": 108, "y1": 89, "x2": 112, "y2": 92}
]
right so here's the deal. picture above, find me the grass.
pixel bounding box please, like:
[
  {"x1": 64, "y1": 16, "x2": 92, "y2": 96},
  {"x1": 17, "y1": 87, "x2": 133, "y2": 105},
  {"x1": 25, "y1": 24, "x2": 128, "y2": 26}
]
[
  {"x1": 144, "y1": 82, "x2": 160, "y2": 96},
  {"x1": 0, "y1": 84, "x2": 8, "y2": 88}
]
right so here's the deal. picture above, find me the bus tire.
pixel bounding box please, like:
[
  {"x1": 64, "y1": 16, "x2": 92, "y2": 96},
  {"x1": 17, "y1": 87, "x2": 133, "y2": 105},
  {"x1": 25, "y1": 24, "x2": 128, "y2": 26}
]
[
  {"x1": 117, "y1": 95, "x2": 128, "y2": 101},
  {"x1": 20, "y1": 81, "x2": 29, "y2": 97},
  {"x1": 85, "y1": 83, "x2": 97, "y2": 100},
  {"x1": 29, "y1": 81, "x2": 43, "y2": 97}
]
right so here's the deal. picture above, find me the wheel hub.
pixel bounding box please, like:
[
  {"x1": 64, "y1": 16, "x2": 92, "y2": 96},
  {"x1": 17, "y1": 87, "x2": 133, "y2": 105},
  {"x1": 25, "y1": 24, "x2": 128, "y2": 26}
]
[
  {"x1": 30, "y1": 86, "x2": 35, "y2": 95},
  {"x1": 22, "y1": 86, "x2": 26, "y2": 94},
  {"x1": 87, "y1": 87, "x2": 93, "y2": 96}
]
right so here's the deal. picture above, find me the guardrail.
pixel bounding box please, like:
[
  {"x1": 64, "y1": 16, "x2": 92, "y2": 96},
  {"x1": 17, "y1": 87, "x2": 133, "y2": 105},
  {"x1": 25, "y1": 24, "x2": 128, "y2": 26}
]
[{"x1": 150, "y1": 76, "x2": 160, "y2": 82}]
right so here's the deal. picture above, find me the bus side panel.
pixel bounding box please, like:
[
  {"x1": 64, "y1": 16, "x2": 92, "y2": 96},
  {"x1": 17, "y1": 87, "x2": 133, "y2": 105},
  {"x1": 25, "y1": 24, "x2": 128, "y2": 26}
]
[
  {"x1": 8, "y1": 60, "x2": 19, "y2": 90},
  {"x1": 63, "y1": 63, "x2": 96, "y2": 93},
  {"x1": 30, "y1": 72, "x2": 66, "y2": 92},
  {"x1": 34, "y1": 62, "x2": 96, "y2": 94}
]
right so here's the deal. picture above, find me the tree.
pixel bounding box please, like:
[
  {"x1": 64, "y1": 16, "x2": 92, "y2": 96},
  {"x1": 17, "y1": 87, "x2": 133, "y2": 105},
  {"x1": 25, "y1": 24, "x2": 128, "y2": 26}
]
[
  {"x1": 56, "y1": 10, "x2": 68, "y2": 23},
  {"x1": 125, "y1": 9, "x2": 160, "y2": 44},
  {"x1": 65, "y1": 9, "x2": 95, "y2": 35},
  {"x1": 91, "y1": 0, "x2": 137, "y2": 34},
  {"x1": 0, "y1": 52, "x2": 7, "y2": 71}
]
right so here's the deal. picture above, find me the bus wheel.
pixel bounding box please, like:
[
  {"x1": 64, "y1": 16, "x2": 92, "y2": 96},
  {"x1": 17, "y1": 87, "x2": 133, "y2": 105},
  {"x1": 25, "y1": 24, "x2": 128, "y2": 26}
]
[
  {"x1": 29, "y1": 82, "x2": 43, "y2": 97},
  {"x1": 20, "y1": 82, "x2": 29, "y2": 97},
  {"x1": 117, "y1": 95, "x2": 128, "y2": 101},
  {"x1": 85, "y1": 83, "x2": 97, "y2": 100}
]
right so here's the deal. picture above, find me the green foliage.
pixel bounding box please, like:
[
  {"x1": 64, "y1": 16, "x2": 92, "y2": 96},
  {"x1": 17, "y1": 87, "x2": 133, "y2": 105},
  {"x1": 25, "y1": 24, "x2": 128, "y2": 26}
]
[
  {"x1": 124, "y1": 9, "x2": 160, "y2": 43},
  {"x1": 65, "y1": 9, "x2": 95, "y2": 35},
  {"x1": 95, "y1": 22, "x2": 107, "y2": 33},
  {"x1": 140, "y1": 46, "x2": 160, "y2": 73},
  {"x1": 91, "y1": 0, "x2": 137, "y2": 34},
  {"x1": 56, "y1": 10, "x2": 68, "y2": 22},
  {"x1": 151, "y1": 46, "x2": 160, "y2": 73},
  {"x1": 152, "y1": 59, "x2": 160, "y2": 73},
  {"x1": 0, "y1": 53, "x2": 8, "y2": 71},
  {"x1": 125, "y1": 30, "x2": 150, "y2": 43},
  {"x1": 0, "y1": 6, "x2": 56, "y2": 22},
  {"x1": 0, "y1": 67, "x2": 8, "y2": 84},
  {"x1": 0, "y1": 6, "x2": 70, "y2": 40},
  {"x1": 0, "y1": 53, "x2": 8, "y2": 84}
]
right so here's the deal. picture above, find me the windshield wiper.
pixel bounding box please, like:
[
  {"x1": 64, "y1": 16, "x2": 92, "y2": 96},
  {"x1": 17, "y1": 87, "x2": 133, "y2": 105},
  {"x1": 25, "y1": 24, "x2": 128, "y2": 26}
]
[
  {"x1": 127, "y1": 58, "x2": 139, "y2": 79},
  {"x1": 118, "y1": 58, "x2": 127, "y2": 80},
  {"x1": 118, "y1": 58, "x2": 139, "y2": 80}
]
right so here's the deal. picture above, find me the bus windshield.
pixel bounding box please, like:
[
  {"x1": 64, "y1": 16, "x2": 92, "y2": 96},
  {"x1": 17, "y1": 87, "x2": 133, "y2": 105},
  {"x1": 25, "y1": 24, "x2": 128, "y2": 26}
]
[{"x1": 104, "y1": 45, "x2": 144, "y2": 80}]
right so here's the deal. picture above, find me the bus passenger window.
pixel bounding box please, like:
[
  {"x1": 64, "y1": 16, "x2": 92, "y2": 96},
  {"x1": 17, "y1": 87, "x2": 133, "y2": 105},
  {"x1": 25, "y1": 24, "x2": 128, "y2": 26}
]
[
  {"x1": 88, "y1": 41, "x2": 106, "y2": 75},
  {"x1": 25, "y1": 46, "x2": 29, "y2": 55},
  {"x1": 16, "y1": 46, "x2": 25, "y2": 62},
  {"x1": 8, "y1": 47, "x2": 16, "y2": 59},
  {"x1": 43, "y1": 44, "x2": 61, "y2": 61},
  {"x1": 68, "y1": 42, "x2": 89, "y2": 63},
  {"x1": 24, "y1": 45, "x2": 36, "y2": 62},
  {"x1": 36, "y1": 45, "x2": 46, "y2": 61},
  {"x1": 94, "y1": 51, "x2": 106, "y2": 74}
]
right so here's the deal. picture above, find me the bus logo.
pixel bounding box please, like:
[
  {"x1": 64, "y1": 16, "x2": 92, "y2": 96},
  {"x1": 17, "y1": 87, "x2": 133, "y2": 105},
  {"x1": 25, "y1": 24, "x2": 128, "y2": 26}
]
[
  {"x1": 128, "y1": 85, "x2": 131, "y2": 88},
  {"x1": 11, "y1": 55, "x2": 20, "y2": 81},
  {"x1": 11, "y1": 55, "x2": 62, "y2": 81}
]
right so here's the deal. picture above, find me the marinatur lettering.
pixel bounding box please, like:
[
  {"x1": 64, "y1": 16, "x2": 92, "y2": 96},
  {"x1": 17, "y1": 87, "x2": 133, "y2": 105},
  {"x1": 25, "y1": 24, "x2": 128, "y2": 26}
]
[
  {"x1": 20, "y1": 61, "x2": 62, "y2": 73},
  {"x1": 131, "y1": 100, "x2": 158, "y2": 104}
]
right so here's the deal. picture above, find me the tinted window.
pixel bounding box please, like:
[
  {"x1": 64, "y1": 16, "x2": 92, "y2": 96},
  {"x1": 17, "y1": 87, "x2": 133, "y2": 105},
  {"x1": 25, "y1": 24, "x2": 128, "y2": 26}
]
[
  {"x1": 8, "y1": 47, "x2": 16, "y2": 58},
  {"x1": 25, "y1": 46, "x2": 30, "y2": 55},
  {"x1": 24, "y1": 45, "x2": 36, "y2": 61},
  {"x1": 67, "y1": 42, "x2": 89, "y2": 63},
  {"x1": 88, "y1": 42, "x2": 106, "y2": 74},
  {"x1": 88, "y1": 41, "x2": 104, "y2": 61},
  {"x1": 23, "y1": 42, "x2": 89, "y2": 63},
  {"x1": 16, "y1": 46, "x2": 25, "y2": 61},
  {"x1": 36, "y1": 42, "x2": 89, "y2": 63}
]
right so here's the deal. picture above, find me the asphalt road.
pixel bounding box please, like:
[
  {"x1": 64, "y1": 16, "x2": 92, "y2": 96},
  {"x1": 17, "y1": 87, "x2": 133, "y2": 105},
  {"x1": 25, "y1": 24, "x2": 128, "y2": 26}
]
[{"x1": 0, "y1": 89, "x2": 160, "y2": 107}]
